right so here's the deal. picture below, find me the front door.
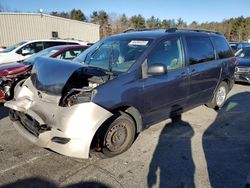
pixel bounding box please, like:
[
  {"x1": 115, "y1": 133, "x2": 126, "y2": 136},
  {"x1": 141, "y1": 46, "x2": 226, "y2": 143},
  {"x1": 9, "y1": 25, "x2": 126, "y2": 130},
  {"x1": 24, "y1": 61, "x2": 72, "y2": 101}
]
[{"x1": 143, "y1": 36, "x2": 189, "y2": 126}]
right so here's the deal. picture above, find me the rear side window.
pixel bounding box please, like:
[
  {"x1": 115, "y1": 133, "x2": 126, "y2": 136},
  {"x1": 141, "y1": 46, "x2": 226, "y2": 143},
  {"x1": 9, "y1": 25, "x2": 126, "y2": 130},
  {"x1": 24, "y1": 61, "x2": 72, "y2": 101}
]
[
  {"x1": 211, "y1": 36, "x2": 233, "y2": 59},
  {"x1": 44, "y1": 42, "x2": 67, "y2": 48},
  {"x1": 56, "y1": 49, "x2": 84, "y2": 60},
  {"x1": 186, "y1": 36, "x2": 215, "y2": 65}
]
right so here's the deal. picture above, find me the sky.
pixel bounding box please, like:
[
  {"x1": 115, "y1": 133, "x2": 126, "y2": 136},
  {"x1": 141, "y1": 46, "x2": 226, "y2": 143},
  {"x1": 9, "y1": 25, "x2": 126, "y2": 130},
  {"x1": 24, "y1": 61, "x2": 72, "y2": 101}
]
[{"x1": 1, "y1": 0, "x2": 250, "y2": 24}]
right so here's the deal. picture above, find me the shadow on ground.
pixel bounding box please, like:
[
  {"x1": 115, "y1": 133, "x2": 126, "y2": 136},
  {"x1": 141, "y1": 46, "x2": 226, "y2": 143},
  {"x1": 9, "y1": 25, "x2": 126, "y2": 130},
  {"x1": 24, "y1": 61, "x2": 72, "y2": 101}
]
[
  {"x1": 203, "y1": 92, "x2": 250, "y2": 187},
  {"x1": 147, "y1": 116, "x2": 195, "y2": 188},
  {"x1": 0, "y1": 177, "x2": 109, "y2": 188},
  {"x1": 148, "y1": 92, "x2": 250, "y2": 188}
]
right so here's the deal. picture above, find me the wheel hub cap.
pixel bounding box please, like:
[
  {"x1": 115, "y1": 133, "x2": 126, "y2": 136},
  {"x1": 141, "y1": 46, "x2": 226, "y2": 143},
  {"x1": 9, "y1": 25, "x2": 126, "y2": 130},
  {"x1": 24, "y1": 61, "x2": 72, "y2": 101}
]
[{"x1": 216, "y1": 86, "x2": 226, "y2": 106}]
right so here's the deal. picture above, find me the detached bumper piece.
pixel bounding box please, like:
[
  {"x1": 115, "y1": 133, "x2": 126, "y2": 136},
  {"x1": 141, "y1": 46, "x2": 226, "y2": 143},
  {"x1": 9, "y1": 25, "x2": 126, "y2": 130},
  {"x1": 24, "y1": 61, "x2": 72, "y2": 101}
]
[{"x1": 9, "y1": 110, "x2": 50, "y2": 137}]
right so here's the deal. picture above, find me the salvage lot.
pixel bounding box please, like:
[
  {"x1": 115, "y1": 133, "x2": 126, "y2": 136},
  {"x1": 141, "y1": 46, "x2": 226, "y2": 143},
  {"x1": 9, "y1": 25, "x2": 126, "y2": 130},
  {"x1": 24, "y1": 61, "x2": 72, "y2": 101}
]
[{"x1": 0, "y1": 84, "x2": 250, "y2": 188}]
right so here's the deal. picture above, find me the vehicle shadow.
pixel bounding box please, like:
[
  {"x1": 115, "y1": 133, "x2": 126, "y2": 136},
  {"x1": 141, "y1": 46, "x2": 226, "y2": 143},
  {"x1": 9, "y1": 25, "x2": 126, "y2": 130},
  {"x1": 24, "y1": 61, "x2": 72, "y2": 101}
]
[
  {"x1": 203, "y1": 92, "x2": 250, "y2": 187},
  {"x1": 0, "y1": 103, "x2": 9, "y2": 120},
  {"x1": 147, "y1": 115, "x2": 195, "y2": 188},
  {"x1": 0, "y1": 177, "x2": 109, "y2": 188}
]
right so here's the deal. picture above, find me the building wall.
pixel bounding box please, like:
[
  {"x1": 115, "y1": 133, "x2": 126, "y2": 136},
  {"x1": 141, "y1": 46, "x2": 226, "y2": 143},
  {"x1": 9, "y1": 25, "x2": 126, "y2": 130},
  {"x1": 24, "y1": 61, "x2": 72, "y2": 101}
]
[{"x1": 0, "y1": 13, "x2": 100, "y2": 47}]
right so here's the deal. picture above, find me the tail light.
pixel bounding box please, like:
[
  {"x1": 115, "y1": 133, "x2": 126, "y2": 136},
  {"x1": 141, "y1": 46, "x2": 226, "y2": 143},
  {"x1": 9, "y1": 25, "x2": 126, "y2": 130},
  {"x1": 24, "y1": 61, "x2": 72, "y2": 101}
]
[{"x1": 233, "y1": 56, "x2": 238, "y2": 65}]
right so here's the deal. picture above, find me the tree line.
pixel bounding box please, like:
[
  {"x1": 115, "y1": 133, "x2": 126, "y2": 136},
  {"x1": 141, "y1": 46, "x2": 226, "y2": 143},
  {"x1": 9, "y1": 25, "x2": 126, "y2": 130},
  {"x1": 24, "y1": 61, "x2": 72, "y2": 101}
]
[
  {"x1": 50, "y1": 9, "x2": 250, "y2": 41},
  {"x1": 0, "y1": 4, "x2": 249, "y2": 41}
]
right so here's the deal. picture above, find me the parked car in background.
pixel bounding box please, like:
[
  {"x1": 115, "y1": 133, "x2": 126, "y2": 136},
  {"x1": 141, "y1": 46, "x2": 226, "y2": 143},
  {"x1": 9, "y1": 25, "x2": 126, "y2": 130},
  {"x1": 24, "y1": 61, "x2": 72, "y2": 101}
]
[
  {"x1": 0, "y1": 39, "x2": 88, "y2": 64},
  {"x1": 5, "y1": 28, "x2": 235, "y2": 159},
  {"x1": 0, "y1": 45, "x2": 88, "y2": 102},
  {"x1": 234, "y1": 47, "x2": 250, "y2": 83},
  {"x1": 229, "y1": 41, "x2": 250, "y2": 53}
]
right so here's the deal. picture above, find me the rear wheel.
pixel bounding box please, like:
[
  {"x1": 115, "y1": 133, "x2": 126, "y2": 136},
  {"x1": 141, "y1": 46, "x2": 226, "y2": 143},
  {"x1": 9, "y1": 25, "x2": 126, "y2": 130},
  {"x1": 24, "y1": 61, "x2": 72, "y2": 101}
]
[
  {"x1": 97, "y1": 112, "x2": 136, "y2": 158},
  {"x1": 206, "y1": 81, "x2": 228, "y2": 109}
]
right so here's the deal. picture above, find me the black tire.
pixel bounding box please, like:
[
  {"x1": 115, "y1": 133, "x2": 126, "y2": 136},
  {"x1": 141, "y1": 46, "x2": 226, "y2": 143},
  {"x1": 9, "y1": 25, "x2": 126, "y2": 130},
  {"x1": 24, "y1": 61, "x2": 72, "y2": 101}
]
[
  {"x1": 99, "y1": 112, "x2": 136, "y2": 158},
  {"x1": 206, "y1": 81, "x2": 228, "y2": 110}
]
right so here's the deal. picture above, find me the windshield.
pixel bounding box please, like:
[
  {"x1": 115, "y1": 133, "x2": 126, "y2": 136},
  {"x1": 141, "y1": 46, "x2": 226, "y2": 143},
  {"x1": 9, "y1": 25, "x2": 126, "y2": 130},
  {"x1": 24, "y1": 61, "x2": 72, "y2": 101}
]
[
  {"x1": 73, "y1": 38, "x2": 151, "y2": 73},
  {"x1": 23, "y1": 46, "x2": 61, "y2": 65},
  {"x1": 1, "y1": 41, "x2": 27, "y2": 53},
  {"x1": 235, "y1": 47, "x2": 250, "y2": 58}
]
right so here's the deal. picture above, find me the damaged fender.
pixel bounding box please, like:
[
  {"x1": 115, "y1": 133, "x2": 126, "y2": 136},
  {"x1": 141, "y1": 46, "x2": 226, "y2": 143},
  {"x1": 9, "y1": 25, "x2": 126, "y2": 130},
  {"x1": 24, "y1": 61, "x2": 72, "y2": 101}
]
[{"x1": 5, "y1": 78, "x2": 113, "y2": 159}]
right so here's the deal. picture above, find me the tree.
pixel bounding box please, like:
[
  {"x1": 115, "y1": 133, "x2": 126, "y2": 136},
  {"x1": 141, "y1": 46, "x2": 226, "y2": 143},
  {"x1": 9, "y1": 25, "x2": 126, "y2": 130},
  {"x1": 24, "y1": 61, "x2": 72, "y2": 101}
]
[
  {"x1": 189, "y1": 21, "x2": 198, "y2": 28},
  {"x1": 129, "y1": 14, "x2": 146, "y2": 29},
  {"x1": 90, "y1": 10, "x2": 111, "y2": 38},
  {"x1": 120, "y1": 14, "x2": 129, "y2": 31},
  {"x1": 176, "y1": 18, "x2": 187, "y2": 28},
  {"x1": 146, "y1": 16, "x2": 161, "y2": 28},
  {"x1": 70, "y1": 9, "x2": 86, "y2": 21},
  {"x1": 51, "y1": 11, "x2": 69, "y2": 19},
  {"x1": 161, "y1": 19, "x2": 171, "y2": 29}
]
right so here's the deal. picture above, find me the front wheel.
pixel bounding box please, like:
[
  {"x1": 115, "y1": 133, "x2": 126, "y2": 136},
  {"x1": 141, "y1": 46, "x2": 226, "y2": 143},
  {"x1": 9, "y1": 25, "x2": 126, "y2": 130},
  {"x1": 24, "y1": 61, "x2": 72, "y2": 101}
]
[
  {"x1": 206, "y1": 82, "x2": 228, "y2": 110},
  {"x1": 99, "y1": 112, "x2": 136, "y2": 158}
]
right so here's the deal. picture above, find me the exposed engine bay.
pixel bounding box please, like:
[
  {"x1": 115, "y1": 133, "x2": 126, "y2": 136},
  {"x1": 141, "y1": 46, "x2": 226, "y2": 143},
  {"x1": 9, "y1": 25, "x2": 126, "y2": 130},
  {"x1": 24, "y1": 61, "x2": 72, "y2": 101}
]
[{"x1": 59, "y1": 67, "x2": 113, "y2": 107}]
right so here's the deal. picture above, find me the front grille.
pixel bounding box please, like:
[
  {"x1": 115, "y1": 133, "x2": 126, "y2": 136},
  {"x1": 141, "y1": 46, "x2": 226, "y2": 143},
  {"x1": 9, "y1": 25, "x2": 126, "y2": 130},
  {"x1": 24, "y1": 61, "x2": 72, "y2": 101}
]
[
  {"x1": 235, "y1": 67, "x2": 250, "y2": 73},
  {"x1": 17, "y1": 112, "x2": 50, "y2": 137}
]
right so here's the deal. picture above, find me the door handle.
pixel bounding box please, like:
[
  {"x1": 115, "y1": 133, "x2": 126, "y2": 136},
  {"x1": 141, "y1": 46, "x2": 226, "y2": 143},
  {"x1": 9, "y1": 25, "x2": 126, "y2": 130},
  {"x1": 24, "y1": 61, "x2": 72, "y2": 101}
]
[{"x1": 191, "y1": 69, "x2": 196, "y2": 73}]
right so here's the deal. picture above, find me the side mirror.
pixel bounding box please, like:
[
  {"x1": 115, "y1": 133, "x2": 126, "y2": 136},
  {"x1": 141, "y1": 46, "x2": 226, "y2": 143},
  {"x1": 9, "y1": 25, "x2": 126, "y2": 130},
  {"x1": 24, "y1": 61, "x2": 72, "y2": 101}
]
[
  {"x1": 147, "y1": 64, "x2": 167, "y2": 76},
  {"x1": 21, "y1": 49, "x2": 32, "y2": 56}
]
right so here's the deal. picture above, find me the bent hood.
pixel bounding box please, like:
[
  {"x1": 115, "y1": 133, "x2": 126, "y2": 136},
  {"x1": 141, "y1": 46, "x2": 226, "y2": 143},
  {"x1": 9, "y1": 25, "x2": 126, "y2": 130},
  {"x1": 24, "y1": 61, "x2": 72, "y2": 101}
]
[
  {"x1": 237, "y1": 57, "x2": 250, "y2": 67},
  {"x1": 31, "y1": 57, "x2": 109, "y2": 95},
  {"x1": 0, "y1": 62, "x2": 30, "y2": 77}
]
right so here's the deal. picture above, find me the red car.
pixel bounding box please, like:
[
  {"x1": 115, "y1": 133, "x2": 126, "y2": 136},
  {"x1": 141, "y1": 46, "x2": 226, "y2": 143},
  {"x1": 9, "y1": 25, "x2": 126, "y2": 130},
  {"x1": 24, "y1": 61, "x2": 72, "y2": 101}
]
[{"x1": 0, "y1": 45, "x2": 88, "y2": 102}]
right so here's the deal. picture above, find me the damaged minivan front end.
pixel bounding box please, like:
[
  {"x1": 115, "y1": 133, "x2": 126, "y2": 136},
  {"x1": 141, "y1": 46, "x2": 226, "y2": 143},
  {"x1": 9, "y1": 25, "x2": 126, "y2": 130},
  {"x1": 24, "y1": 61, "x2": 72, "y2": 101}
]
[{"x1": 5, "y1": 58, "x2": 114, "y2": 159}]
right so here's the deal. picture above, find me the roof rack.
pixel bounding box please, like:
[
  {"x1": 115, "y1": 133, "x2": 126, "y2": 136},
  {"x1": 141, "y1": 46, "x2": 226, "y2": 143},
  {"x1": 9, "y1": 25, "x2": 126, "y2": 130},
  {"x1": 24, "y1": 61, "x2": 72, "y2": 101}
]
[
  {"x1": 165, "y1": 27, "x2": 222, "y2": 35},
  {"x1": 123, "y1": 28, "x2": 164, "y2": 33}
]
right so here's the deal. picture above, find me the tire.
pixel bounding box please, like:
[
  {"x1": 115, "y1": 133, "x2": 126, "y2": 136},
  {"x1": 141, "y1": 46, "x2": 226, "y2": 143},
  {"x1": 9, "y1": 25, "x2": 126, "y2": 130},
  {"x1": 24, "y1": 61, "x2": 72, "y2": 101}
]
[
  {"x1": 206, "y1": 81, "x2": 228, "y2": 110},
  {"x1": 98, "y1": 112, "x2": 136, "y2": 158}
]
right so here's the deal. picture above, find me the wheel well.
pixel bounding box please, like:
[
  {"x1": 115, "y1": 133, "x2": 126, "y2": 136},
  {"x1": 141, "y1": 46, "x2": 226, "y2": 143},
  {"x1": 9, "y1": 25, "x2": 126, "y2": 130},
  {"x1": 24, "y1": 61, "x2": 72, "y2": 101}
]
[
  {"x1": 222, "y1": 78, "x2": 231, "y2": 91},
  {"x1": 90, "y1": 106, "x2": 143, "y2": 154}
]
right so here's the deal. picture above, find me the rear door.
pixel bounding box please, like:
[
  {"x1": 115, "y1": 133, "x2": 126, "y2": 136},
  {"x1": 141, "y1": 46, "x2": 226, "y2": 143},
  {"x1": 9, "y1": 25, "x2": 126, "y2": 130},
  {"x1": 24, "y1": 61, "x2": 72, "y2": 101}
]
[
  {"x1": 143, "y1": 36, "x2": 189, "y2": 125},
  {"x1": 184, "y1": 35, "x2": 221, "y2": 107}
]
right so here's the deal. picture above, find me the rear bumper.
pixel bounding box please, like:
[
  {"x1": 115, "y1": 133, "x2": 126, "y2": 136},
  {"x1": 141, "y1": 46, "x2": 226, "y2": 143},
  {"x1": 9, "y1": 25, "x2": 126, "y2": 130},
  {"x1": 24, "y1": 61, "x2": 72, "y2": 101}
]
[{"x1": 5, "y1": 78, "x2": 113, "y2": 159}]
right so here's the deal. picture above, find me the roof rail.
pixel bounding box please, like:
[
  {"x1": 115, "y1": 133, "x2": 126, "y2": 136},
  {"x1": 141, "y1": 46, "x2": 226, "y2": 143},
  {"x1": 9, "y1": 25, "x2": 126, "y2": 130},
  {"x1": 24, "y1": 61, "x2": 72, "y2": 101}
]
[
  {"x1": 165, "y1": 27, "x2": 222, "y2": 35},
  {"x1": 123, "y1": 28, "x2": 164, "y2": 33}
]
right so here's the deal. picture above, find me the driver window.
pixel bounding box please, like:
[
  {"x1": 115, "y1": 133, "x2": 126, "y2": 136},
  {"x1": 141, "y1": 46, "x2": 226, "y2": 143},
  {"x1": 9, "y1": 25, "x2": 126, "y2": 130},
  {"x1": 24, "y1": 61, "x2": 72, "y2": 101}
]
[{"x1": 147, "y1": 38, "x2": 184, "y2": 71}]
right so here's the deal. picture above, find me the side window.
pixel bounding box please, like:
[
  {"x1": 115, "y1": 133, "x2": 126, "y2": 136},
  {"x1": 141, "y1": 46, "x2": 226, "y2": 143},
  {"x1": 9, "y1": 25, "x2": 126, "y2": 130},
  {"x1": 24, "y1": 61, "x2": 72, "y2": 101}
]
[
  {"x1": 56, "y1": 49, "x2": 83, "y2": 60},
  {"x1": 211, "y1": 36, "x2": 233, "y2": 59},
  {"x1": 186, "y1": 36, "x2": 215, "y2": 65},
  {"x1": 147, "y1": 38, "x2": 184, "y2": 71},
  {"x1": 16, "y1": 42, "x2": 43, "y2": 54},
  {"x1": 33, "y1": 42, "x2": 44, "y2": 52}
]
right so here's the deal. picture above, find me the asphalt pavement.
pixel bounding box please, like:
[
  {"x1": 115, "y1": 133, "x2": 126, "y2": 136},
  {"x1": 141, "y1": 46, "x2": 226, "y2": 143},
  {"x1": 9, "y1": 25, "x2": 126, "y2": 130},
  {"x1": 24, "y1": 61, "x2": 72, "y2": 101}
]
[{"x1": 0, "y1": 84, "x2": 250, "y2": 188}]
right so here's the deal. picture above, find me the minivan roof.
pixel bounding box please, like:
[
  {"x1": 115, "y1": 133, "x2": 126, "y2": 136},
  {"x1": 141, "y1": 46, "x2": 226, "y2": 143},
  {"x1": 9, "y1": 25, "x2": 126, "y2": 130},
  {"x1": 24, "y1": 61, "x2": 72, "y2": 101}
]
[{"x1": 108, "y1": 28, "x2": 223, "y2": 40}]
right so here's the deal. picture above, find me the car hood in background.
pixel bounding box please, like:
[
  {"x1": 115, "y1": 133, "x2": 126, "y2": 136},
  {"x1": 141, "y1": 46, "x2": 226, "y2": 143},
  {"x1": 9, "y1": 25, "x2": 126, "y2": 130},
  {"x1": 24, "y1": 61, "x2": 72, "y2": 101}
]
[
  {"x1": 237, "y1": 57, "x2": 250, "y2": 67},
  {"x1": 0, "y1": 62, "x2": 30, "y2": 77}
]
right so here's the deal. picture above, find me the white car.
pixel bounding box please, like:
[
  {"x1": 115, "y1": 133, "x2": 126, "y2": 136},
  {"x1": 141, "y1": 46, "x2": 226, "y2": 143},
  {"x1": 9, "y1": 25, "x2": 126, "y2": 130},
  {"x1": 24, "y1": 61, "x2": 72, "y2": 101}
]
[{"x1": 0, "y1": 39, "x2": 88, "y2": 64}]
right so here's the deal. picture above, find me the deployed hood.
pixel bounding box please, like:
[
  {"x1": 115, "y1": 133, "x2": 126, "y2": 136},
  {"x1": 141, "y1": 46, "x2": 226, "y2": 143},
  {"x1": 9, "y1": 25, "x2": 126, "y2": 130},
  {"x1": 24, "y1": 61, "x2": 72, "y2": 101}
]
[
  {"x1": 237, "y1": 57, "x2": 250, "y2": 67},
  {"x1": 31, "y1": 57, "x2": 110, "y2": 95},
  {"x1": 0, "y1": 62, "x2": 30, "y2": 77}
]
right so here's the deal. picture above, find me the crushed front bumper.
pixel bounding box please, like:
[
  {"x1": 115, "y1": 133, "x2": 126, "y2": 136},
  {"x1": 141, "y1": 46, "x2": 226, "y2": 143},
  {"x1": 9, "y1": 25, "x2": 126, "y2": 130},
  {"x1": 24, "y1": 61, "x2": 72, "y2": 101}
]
[{"x1": 5, "y1": 78, "x2": 113, "y2": 159}]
